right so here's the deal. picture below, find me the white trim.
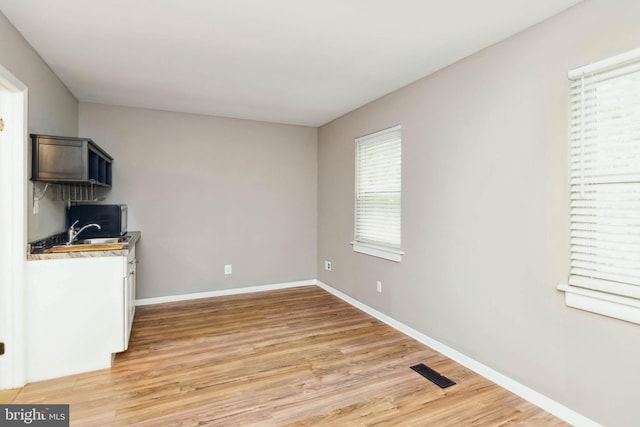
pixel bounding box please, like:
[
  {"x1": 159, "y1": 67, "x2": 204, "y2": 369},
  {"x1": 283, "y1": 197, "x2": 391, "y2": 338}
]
[
  {"x1": 355, "y1": 124, "x2": 401, "y2": 142},
  {"x1": 135, "y1": 280, "x2": 315, "y2": 306},
  {"x1": 351, "y1": 241, "x2": 403, "y2": 262},
  {"x1": 316, "y1": 280, "x2": 601, "y2": 427},
  {"x1": 568, "y1": 47, "x2": 640, "y2": 80},
  {"x1": 0, "y1": 64, "x2": 27, "y2": 390},
  {"x1": 557, "y1": 284, "x2": 640, "y2": 325}
]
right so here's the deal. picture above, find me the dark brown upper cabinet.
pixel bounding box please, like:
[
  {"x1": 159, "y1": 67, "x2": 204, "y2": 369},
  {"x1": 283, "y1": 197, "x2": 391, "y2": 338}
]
[{"x1": 31, "y1": 134, "x2": 113, "y2": 187}]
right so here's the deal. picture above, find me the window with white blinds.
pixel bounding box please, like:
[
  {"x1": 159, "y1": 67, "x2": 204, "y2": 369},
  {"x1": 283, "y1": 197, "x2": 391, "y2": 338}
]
[
  {"x1": 352, "y1": 125, "x2": 403, "y2": 262},
  {"x1": 559, "y1": 48, "x2": 640, "y2": 324}
]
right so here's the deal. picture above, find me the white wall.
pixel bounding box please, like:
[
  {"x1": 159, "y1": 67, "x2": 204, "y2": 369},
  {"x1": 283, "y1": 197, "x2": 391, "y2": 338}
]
[
  {"x1": 317, "y1": 1, "x2": 640, "y2": 426},
  {"x1": 0, "y1": 11, "x2": 78, "y2": 241},
  {"x1": 80, "y1": 103, "x2": 317, "y2": 298}
]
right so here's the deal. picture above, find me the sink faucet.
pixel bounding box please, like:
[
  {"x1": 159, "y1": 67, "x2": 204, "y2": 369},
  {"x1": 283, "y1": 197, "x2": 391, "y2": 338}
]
[{"x1": 67, "y1": 220, "x2": 102, "y2": 245}]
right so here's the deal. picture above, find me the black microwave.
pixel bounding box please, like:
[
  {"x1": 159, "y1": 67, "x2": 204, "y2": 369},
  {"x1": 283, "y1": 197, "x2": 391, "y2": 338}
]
[{"x1": 68, "y1": 204, "x2": 128, "y2": 238}]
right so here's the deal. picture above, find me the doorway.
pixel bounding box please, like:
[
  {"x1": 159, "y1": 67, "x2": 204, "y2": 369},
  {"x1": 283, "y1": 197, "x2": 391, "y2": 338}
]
[{"x1": 0, "y1": 64, "x2": 27, "y2": 390}]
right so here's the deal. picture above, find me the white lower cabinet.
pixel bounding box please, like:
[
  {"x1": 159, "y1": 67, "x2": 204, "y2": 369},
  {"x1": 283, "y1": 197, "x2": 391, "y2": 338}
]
[{"x1": 25, "y1": 246, "x2": 137, "y2": 382}]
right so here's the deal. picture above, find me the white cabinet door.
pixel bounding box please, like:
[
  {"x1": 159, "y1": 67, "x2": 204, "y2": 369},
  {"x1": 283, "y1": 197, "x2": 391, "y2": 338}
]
[
  {"x1": 123, "y1": 246, "x2": 136, "y2": 350},
  {"x1": 26, "y1": 256, "x2": 123, "y2": 382}
]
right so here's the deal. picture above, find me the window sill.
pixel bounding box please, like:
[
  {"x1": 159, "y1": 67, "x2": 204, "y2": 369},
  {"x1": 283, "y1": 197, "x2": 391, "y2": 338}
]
[
  {"x1": 351, "y1": 242, "x2": 403, "y2": 262},
  {"x1": 557, "y1": 284, "x2": 640, "y2": 325}
]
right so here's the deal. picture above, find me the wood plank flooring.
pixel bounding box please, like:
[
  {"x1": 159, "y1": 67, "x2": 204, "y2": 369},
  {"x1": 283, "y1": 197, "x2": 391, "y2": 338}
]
[
  {"x1": 9, "y1": 285, "x2": 566, "y2": 426},
  {"x1": 0, "y1": 388, "x2": 21, "y2": 403}
]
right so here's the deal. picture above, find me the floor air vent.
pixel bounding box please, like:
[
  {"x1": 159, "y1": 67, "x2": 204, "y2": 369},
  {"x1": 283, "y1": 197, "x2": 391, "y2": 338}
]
[{"x1": 410, "y1": 363, "x2": 456, "y2": 388}]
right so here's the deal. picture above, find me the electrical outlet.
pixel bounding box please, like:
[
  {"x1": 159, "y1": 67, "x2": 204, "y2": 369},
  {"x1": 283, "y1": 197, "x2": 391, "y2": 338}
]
[
  {"x1": 376, "y1": 280, "x2": 382, "y2": 293},
  {"x1": 224, "y1": 264, "x2": 232, "y2": 275},
  {"x1": 324, "y1": 260, "x2": 332, "y2": 271}
]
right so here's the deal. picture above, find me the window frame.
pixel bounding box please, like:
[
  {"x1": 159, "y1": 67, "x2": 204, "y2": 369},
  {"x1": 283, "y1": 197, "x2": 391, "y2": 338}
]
[
  {"x1": 558, "y1": 48, "x2": 640, "y2": 325},
  {"x1": 352, "y1": 125, "x2": 403, "y2": 262}
]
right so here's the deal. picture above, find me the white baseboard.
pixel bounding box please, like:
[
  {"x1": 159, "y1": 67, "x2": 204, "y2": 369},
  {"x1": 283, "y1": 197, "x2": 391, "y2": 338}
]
[
  {"x1": 134, "y1": 279, "x2": 598, "y2": 427},
  {"x1": 135, "y1": 280, "x2": 315, "y2": 306},
  {"x1": 315, "y1": 280, "x2": 600, "y2": 427}
]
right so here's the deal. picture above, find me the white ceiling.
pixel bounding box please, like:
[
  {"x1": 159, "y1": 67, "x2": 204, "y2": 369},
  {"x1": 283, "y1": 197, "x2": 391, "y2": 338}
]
[{"x1": 0, "y1": 0, "x2": 582, "y2": 127}]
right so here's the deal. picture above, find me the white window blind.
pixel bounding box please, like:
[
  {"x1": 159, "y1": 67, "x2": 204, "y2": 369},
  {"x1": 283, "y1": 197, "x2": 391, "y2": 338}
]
[
  {"x1": 566, "y1": 49, "x2": 640, "y2": 307},
  {"x1": 354, "y1": 125, "x2": 402, "y2": 259}
]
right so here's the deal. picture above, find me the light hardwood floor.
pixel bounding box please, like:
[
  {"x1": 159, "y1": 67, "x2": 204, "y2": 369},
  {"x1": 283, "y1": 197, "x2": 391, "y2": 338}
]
[{"x1": 9, "y1": 286, "x2": 566, "y2": 426}]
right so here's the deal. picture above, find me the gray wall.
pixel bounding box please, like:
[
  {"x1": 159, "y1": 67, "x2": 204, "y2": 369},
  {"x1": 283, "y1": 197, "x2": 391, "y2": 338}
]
[
  {"x1": 0, "y1": 11, "x2": 79, "y2": 240},
  {"x1": 79, "y1": 103, "x2": 317, "y2": 299},
  {"x1": 317, "y1": 1, "x2": 640, "y2": 426}
]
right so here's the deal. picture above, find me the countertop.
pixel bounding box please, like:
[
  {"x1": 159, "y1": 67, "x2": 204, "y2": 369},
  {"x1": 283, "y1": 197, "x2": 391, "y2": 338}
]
[{"x1": 28, "y1": 231, "x2": 141, "y2": 261}]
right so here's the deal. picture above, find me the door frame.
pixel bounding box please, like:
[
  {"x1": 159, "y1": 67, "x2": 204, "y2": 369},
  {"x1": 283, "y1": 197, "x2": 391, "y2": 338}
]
[{"x1": 0, "y1": 64, "x2": 28, "y2": 389}]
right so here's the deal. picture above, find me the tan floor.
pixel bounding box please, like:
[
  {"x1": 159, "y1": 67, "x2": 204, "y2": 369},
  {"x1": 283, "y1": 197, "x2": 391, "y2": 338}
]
[
  {"x1": 10, "y1": 286, "x2": 567, "y2": 426},
  {"x1": 0, "y1": 388, "x2": 21, "y2": 403}
]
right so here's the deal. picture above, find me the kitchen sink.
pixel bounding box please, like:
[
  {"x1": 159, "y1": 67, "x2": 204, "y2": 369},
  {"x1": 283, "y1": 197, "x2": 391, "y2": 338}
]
[
  {"x1": 74, "y1": 236, "x2": 130, "y2": 245},
  {"x1": 43, "y1": 234, "x2": 132, "y2": 253}
]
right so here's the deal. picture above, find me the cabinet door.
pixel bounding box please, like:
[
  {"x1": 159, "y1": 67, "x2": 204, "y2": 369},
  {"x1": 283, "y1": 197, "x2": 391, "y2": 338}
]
[
  {"x1": 25, "y1": 256, "x2": 123, "y2": 381},
  {"x1": 123, "y1": 247, "x2": 137, "y2": 350},
  {"x1": 32, "y1": 137, "x2": 87, "y2": 181}
]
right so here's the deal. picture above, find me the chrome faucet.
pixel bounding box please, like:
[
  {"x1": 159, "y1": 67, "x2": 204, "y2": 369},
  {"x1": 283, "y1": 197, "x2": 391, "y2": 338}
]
[{"x1": 67, "y1": 220, "x2": 102, "y2": 245}]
